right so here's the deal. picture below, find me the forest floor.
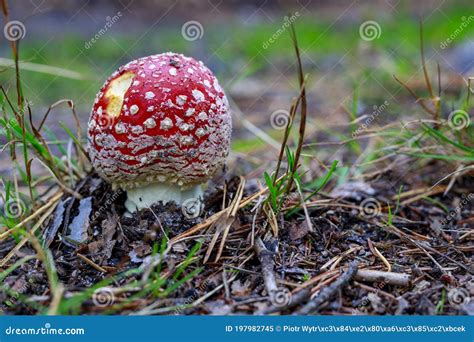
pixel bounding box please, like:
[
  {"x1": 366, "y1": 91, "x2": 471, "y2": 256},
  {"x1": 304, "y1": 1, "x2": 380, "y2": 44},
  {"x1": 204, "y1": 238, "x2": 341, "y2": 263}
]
[{"x1": 0, "y1": 1, "x2": 473, "y2": 316}]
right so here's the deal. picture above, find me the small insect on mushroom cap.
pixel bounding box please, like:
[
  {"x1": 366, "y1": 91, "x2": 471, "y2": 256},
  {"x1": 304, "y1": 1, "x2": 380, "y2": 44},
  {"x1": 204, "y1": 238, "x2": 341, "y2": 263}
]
[{"x1": 87, "y1": 52, "x2": 232, "y2": 190}]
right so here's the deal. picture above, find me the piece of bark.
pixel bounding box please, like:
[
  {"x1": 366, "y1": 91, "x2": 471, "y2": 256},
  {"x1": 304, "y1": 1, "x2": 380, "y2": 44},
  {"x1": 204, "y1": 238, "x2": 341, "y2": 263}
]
[{"x1": 355, "y1": 269, "x2": 411, "y2": 287}]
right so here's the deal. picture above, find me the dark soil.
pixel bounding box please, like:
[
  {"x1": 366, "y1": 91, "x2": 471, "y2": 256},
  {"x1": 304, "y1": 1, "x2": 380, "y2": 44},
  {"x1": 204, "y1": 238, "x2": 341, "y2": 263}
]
[{"x1": 1, "y1": 164, "x2": 473, "y2": 315}]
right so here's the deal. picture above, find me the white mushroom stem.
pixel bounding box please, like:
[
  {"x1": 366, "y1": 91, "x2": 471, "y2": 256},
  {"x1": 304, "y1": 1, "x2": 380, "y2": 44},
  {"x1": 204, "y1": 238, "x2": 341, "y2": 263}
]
[{"x1": 124, "y1": 182, "x2": 203, "y2": 214}]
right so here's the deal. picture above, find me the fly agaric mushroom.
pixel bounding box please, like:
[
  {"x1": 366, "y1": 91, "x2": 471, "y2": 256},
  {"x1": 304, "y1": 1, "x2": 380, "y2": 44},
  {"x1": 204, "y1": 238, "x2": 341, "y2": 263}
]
[{"x1": 87, "y1": 52, "x2": 231, "y2": 213}]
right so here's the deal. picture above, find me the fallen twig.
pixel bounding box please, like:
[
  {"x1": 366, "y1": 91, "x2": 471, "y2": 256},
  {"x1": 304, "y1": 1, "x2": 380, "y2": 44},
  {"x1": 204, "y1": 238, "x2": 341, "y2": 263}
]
[
  {"x1": 254, "y1": 237, "x2": 278, "y2": 297},
  {"x1": 354, "y1": 269, "x2": 411, "y2": 287},
  {"x1": 296, "y1": 261, "x2": 359, "y2": 314},
  {"x1": 77, "y1": 253, "x2": 107, "y2": 273}
]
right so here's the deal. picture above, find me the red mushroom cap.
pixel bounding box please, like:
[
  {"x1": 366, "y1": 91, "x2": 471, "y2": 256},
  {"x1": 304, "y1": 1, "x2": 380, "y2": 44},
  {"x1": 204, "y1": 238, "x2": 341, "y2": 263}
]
[{"x1": 87, "y1": 52, "x2": 231, "y2": 189}]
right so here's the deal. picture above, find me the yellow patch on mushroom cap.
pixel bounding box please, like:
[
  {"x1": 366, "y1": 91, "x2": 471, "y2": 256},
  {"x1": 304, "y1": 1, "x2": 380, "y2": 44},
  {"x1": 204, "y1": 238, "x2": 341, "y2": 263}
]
[{"x1": 105, "y1": 71, "x2": 135, "y2": 117}]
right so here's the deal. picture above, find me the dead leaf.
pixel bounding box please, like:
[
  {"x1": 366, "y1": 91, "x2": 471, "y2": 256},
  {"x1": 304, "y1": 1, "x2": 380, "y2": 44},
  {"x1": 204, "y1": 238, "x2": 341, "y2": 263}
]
[{"x1": 289, "y1": 221, "x2": 310, "y2": 241}]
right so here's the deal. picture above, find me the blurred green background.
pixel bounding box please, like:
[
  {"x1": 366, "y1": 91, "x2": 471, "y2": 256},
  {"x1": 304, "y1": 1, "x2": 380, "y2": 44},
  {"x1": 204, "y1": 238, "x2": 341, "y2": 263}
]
[{"x1": 0, "y1": 0, "x2": 473, "y2": 142}]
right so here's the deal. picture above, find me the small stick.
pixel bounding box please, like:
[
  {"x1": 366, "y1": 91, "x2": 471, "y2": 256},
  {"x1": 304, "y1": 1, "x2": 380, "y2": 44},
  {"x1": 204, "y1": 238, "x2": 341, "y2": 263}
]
[
  {"x1": 368, "y1": 239, "x2": 391, "y2": 272},
  {"x1": 254, "y1": 237, "x2": 278, "y2": 296},
  {"x1": 295, "y1": 180, "x2": 313, "y2": 232},
  {"x1": 354, "y1": 282, "x2": 396, "y2": 300},
  {"x1": 77, "y1": 253, "x2": 107, "y2": 273},
  {"x1": 215, "y1": 177, "x2": 245, "y2": 261},
  {"x1": 296, "y1": 261, "x2": 359, "y2": 314},
  {"x1": 222, "y1": 269, "x2": 230, "y2": 300},
  {"x1": 355, "y1": 269, "x2": 411, "y2": 287},
  {"x1": 254, "y1": 237, "x2": 294, "y2": 310}
]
